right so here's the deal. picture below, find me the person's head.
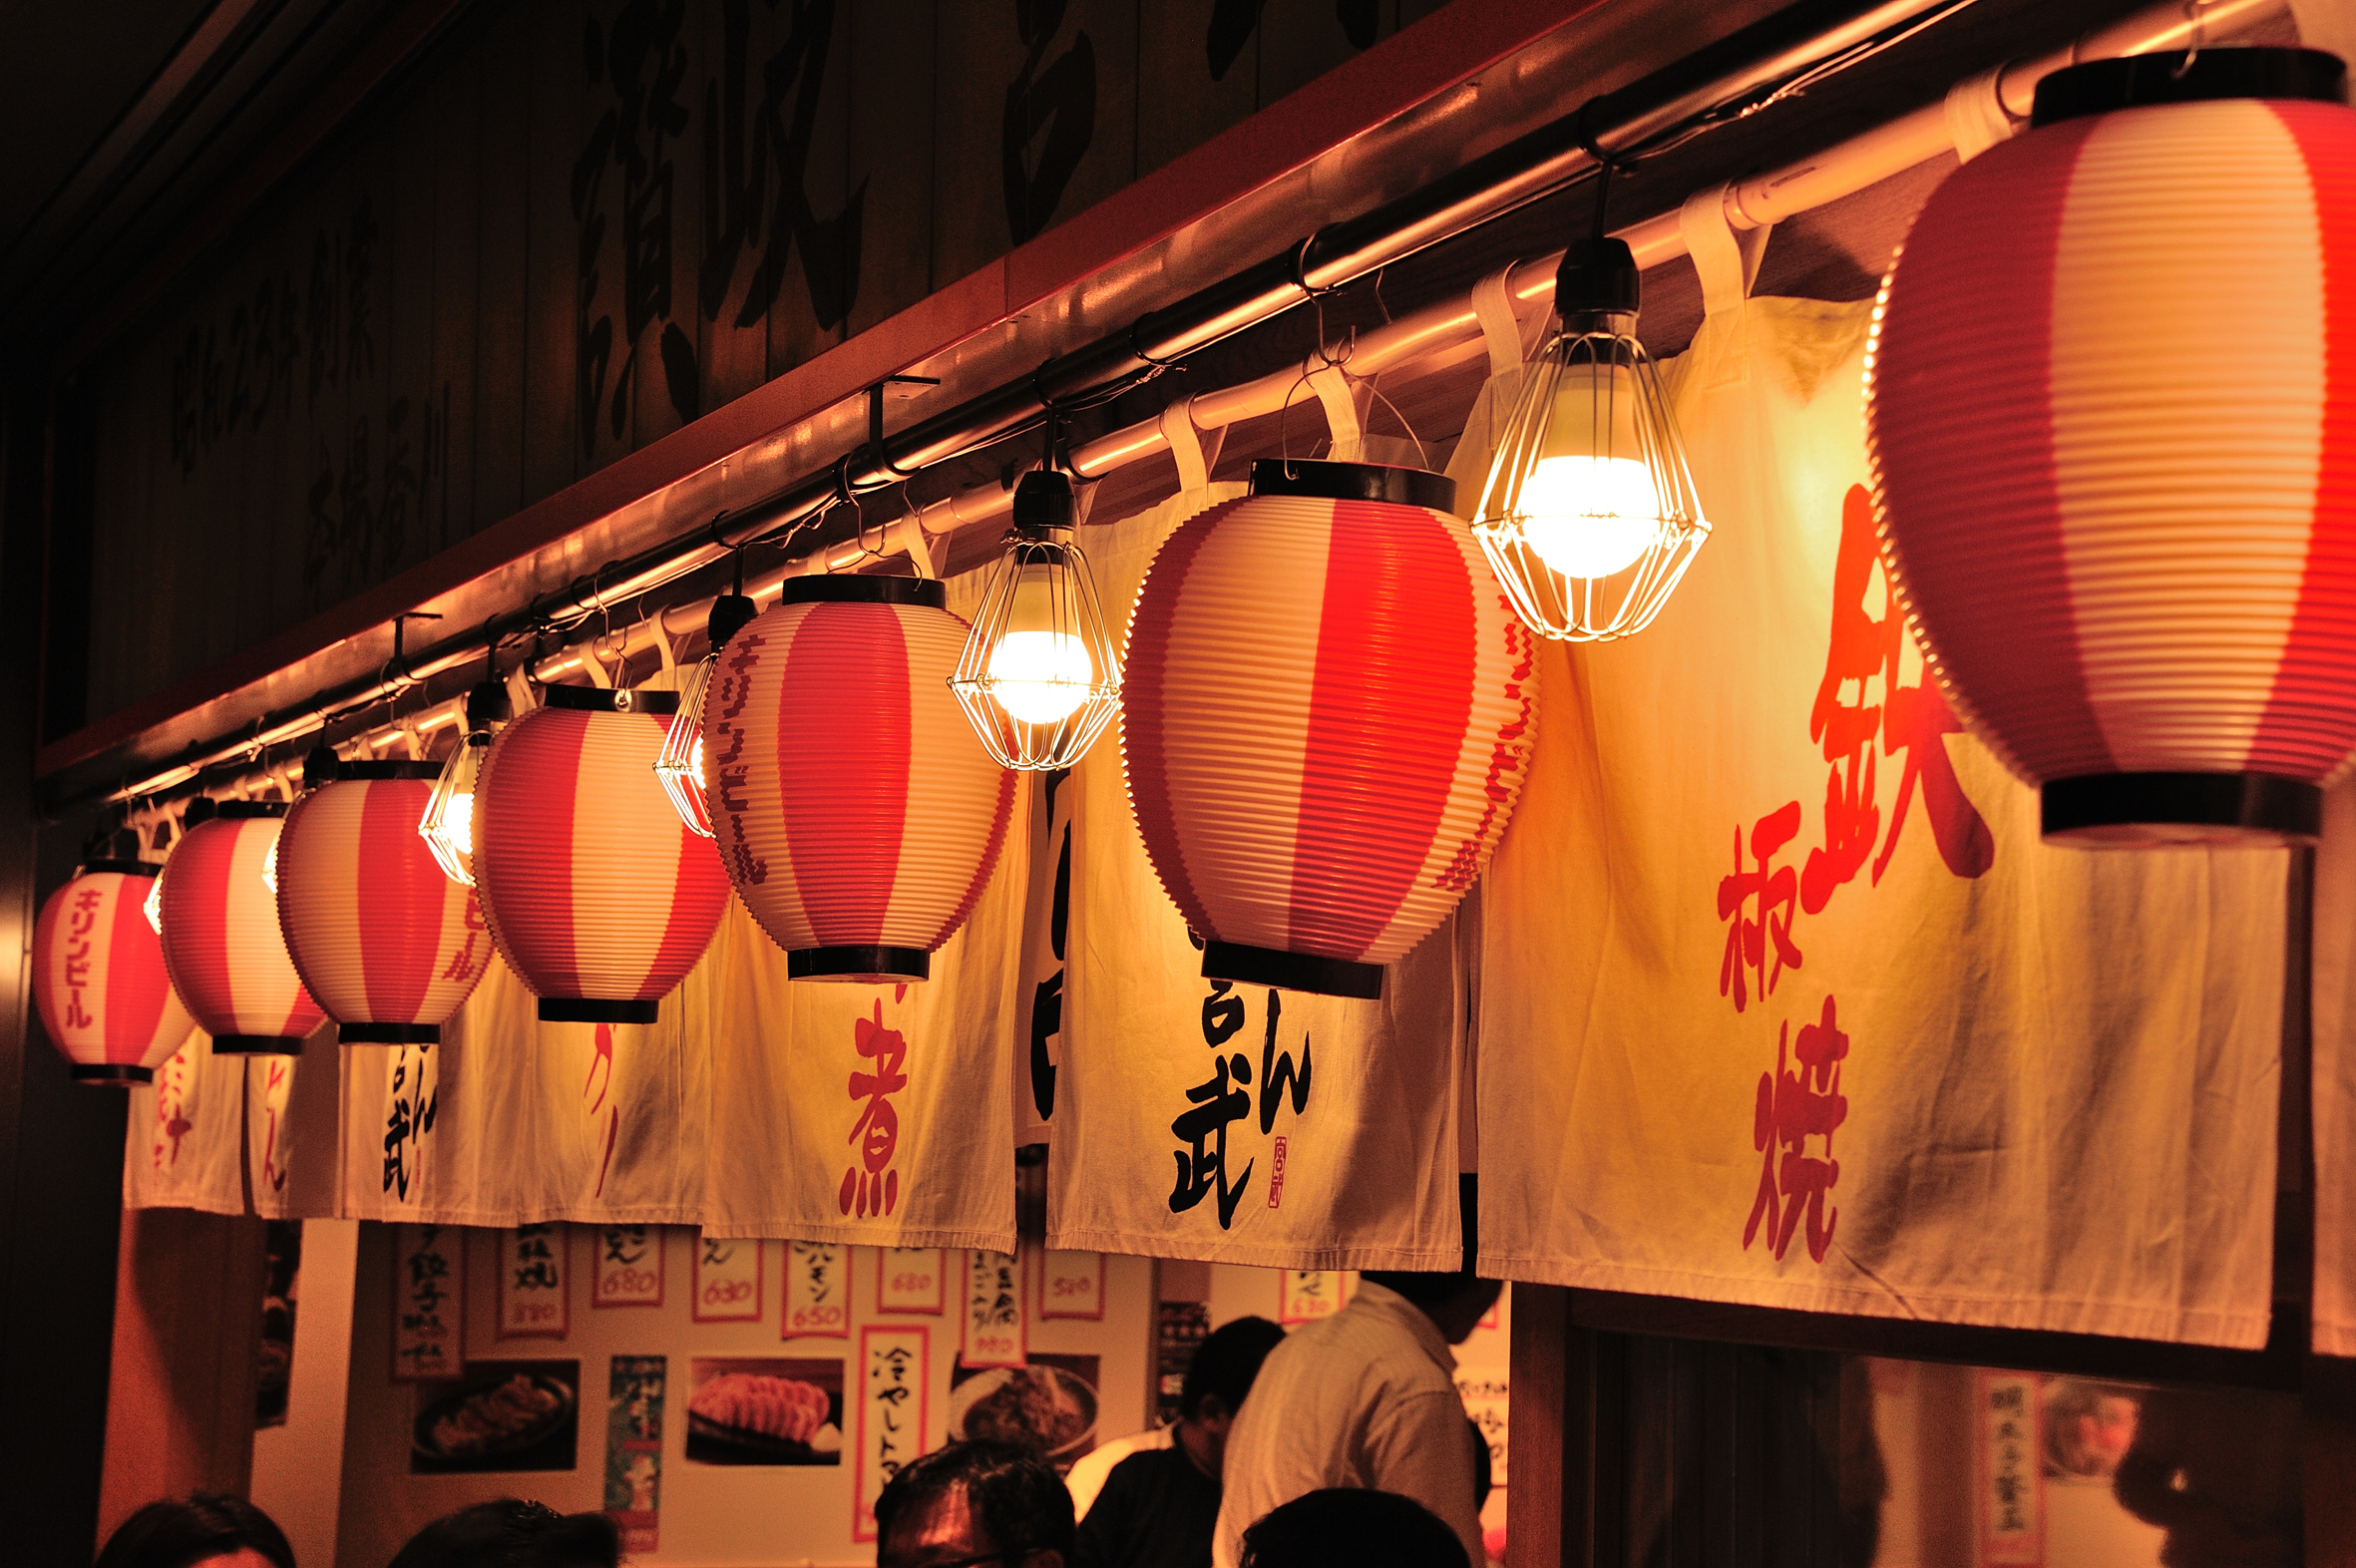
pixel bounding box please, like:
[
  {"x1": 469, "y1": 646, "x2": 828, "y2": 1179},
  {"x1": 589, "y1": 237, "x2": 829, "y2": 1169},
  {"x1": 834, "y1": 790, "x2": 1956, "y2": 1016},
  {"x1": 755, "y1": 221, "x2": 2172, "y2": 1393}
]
[
  {"x1": 94, "y1": 1494, "x2": 294, "y2": 1568},
  {"x1": 874, "y1": 1439, "x2": 1075, "y2": 1568},
  {"x1": 1360, "y1": 1175, "x2": 1502, "y2": 1345},
  {"x1": 1238, "y1": 1488, "x2": 1470, "y2": 1568},
  {"x1": 2044, "y1": 1380, "x2": 2141, "y2": 1479},
  {"x1": 1179, "y1": 1316, "x2": 1288, "y2": 1460},
  {"x1": 384, "y1": 1500, "x2": 619, "y2": 1568}
]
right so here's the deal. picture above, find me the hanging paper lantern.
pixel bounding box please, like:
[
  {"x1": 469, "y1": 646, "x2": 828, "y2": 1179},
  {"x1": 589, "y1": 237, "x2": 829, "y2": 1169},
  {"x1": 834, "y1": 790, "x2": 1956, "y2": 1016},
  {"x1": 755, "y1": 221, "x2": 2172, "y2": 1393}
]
[
  {"x1": 704, "y1": 576, "x2": 1015, "y2": 981},
  {"x1": 1124, "y1": 460, "x2": 1537, "y2": 998},
  {"x1": 277, "y1": 759, "x2": 495, "y2": 1043},
  {"x1": 1867, "y1": 48, "x2": 2356, "y2": 846},
  {"x1": 160, "y1": 801, "x2": 325, "y2": 1053},
  {"x1": 474, "y1": 686, "x2": 731, "y2": 1021},
  {"x1": 32, "y1": 857, "x2": 194, "y2": 1083}
]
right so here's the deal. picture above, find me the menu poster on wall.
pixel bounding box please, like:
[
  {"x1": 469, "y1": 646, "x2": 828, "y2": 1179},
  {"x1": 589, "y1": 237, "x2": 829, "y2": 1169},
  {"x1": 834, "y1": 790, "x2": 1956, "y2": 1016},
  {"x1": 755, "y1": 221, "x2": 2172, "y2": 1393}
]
[
  {"x1": 1154, "y1": 1302, "x2": 1210, "y2": 1426},
  {"x1": 1456, "y1": 1372, "x2": 1509, "y2": 1488},
  {"x1": 692, "y1": 1235, "x2": 764, "y2": 1323},
  {"x1": 1278, "y1": 1270, "x2": 1349, "y2": 1325},
  {"x1": 784, "y1": 1241, "x2": 849, "y2": 1339},
  {"x1": 392, "y1": 1224, "x2": 463, "y2": 1381},
  {"x1": 855, "y1": 1327, "x2": 931, "y2": 1543},
  {"x1": 603, "y1": 1356, "x2": 665, "y2": 1554},
  {"x1": 410, "y1": 1360, "x2": 581, "y2": 1474},
  {"x1": 947, "y1": 1354, "x2": 1101, "y2": 1470},
  {"x1": 685, "y1": 1357, "x2": 845, "y2": 1465},
  {"x1": 497, "y1": 1224, "x2": 571, "y2": 1341},
  {"x1": 592, "y1": 1227, "x2": 664, "y2": 1309},
  {"x1": 1975, "y1": 1371, "x2": 2046, "y2": 1567},
  {"x1": 1036, "y1": 1251, "x2": 1105, "y2": 1321},
  {"x1": 961, "y1": 1250, "x2": 1026, "y2": 1368},
  {"x1": 879, "y1": 1247, "x2": 947, "y2": 1314}
]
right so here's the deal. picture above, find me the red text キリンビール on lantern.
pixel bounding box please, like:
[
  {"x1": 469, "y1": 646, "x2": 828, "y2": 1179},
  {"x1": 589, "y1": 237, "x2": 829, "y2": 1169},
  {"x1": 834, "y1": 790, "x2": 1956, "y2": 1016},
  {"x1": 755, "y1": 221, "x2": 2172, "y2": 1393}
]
[
  {"x1": 1122, "y1": 461, "x2": 1538, "y2": 999},
  {"x1": 160, "y1": 803, "x2": 325, "y2": 1052},
  {"x1": 1867, "y1": 49, "x2": 2356, "y2": 846},
  {"x1": 704, "y1": 577, "x2": 1015, "y2": 983},
  {"x1": 33, "y1": 860, "x2": 194, "y2": 1083},
  {"x1": 473, "y1": 688, "x2": 731, "y2": 1022},
  {"x1": 277, "y1": 762, "x2": 495, "y2": 1043}
]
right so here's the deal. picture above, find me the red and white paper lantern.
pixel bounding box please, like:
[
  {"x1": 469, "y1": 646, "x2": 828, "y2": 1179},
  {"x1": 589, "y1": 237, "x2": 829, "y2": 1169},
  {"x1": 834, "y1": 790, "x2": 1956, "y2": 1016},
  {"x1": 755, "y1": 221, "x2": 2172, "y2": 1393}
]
[
  {"x1": 704, "y1": 577, "x2": 1016, "y2": 981},
  {"x1": 32, "y1": 860, "x2": 194, "y2": 1083},
  {"x1": 160, "y1": 802, "x2": 325, "y2": 1053},
  {"x1": 1123, "y1": 461, "x2": 1537, "y2": 998},
  {"x1": 277, "y1": 761, "x2": 495, "y2": 1043},
  {"x1": 474, "y1": 687, "x2": 732, "y2": 1021},
  {"x1": 1867, "y1": 49, "x2": 2356, "y2": 845}
]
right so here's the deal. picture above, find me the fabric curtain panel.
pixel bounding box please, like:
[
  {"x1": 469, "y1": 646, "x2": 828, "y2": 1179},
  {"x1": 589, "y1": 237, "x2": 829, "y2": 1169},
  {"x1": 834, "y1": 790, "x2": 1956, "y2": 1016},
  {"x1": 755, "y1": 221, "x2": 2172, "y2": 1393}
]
[
  {"x1": 1466, "y1": 256, "x2": 2286, "y2": 1346},
  {"x1": 1045, "y1": 482, "x2": 1474, "y2": 1271}
]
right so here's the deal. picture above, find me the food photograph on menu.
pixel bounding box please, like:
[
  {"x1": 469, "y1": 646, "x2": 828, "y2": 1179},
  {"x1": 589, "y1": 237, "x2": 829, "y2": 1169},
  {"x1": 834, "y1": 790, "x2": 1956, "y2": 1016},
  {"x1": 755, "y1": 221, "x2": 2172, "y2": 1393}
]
[
  {"x1": 407, "y1": 1360, "x2": 580, "y2": 1475},
  {"x1": 684, "y1": 1357, "x2": 845, "y2": 1466},
  {"x1": 947, "y1": 1354, "x2": 1100, "y2": 1472}
]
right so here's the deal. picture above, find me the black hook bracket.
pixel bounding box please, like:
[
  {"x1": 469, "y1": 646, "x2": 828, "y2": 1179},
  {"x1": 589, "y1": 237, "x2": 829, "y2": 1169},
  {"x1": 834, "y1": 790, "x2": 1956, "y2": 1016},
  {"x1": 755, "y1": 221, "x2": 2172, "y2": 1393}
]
[
  {"x1": 864, "y1": 375, "x2": 941, "y2": 484},
  {"x1": 390, "y1": 611, "x2": 443, "y2": 685}
]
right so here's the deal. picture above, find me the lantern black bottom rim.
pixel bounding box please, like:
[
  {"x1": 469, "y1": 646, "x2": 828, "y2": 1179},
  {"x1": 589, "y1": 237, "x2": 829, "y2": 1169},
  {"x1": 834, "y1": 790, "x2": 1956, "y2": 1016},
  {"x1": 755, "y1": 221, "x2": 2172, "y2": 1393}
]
[
  {"x1": 212, "y1": 1034, "x2": 305, "y2": 1055},
  {"x1": 339, "y1": 1022, "x2": 442, "y2": 1044},
  {"x1": 72, "y1": 1064, "x2": 153, "y2": 1084},
  {"x1": 1203, "y1": 941, "x2": 1383, "y2": 1000},
  {"x1": 789, "y1": 946, "x2": 931, "y2": 982},
  {"x1": 539, "y1": 998, "x2": 660, "y2": 1024},
  {"x1": 2042, "y1": 771, "x2": 2321, "y2": 848}
]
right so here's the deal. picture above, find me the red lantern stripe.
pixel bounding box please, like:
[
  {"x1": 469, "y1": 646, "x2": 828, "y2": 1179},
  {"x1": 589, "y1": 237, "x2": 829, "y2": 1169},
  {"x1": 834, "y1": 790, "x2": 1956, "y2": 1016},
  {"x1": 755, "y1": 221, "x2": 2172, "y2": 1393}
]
[
  {"x1": 778, "y1": 601, "x2": 910, "y2": 941},
  {"x1": 163, "y1": 817, "x2": 323, "y2": 1039},
  {"x1": 277, "y1": 777, "x2": 487, "y2": 1029},
  {"x1": 483, "y1": 709, "x2": 586, "y2": 994},
  {"x1": 1297, "y1": 502, "x2": 1477, "y2": 957},
  {"x1": 108, "y1": 879, "x2": 173, "y2": 1052},
  {"x1": 2251, "y1": 101, "x2": 2356, "y2": 769},
  {"x1": 1870, "y1": 112, "x2": 2106, "y2": 783}
]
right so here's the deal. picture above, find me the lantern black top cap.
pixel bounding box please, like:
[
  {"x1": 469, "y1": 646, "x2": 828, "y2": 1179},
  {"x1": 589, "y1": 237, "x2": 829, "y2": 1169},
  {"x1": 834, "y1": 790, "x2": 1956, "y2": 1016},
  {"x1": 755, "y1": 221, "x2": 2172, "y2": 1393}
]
[
  {"x1": 1249, "y1": 458, "x2": 1457, "y2": 515},
  {"x1": 329, "y1": 760, "x2": 441, "y2": 781},
  {"x1": 778, "y1": 574, "x2": 947, "y2": 609},
  {"x1": 214, "y1": 799, "x2": 286, "y2": 820},
  {"x1": 1012, "y1": 468, "x2": 1077, "y2": 535},
  {"x1": 708, "y1": 592, "x2": 759, "y2": 648},
  {"x1": 2032, "y1": 47, "x2": 2347, "y2": 127},
  {"x1": 542, "y1": 683, "x2": 681, "y2": 715},
  {"x1": 1555, "y1": 235, "x2": 1640, "y2": 318}
]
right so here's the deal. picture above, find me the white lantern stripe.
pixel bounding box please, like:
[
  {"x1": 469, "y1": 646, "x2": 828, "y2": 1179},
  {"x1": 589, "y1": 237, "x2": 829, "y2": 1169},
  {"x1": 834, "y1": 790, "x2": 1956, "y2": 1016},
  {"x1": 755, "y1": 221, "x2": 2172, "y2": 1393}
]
[{"x1": 33, "y1": 866, "x2": 194, "y2": 1082}]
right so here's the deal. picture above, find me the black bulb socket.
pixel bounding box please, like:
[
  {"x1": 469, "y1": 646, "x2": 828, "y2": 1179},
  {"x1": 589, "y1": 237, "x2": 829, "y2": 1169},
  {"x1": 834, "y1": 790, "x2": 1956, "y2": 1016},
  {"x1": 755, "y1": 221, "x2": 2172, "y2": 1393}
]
[
  {"x1": 1012, "y1": 469, "x2": 1077, "y2": 536},
  {"x1": 465, "y1": 677, "x2": 507, "y2": 731},
  {"x1": 1556, "y1": 236, "x2": 1641, "y2": 318},
  {"x1": 303, "y1": 745, "x2": 339, "y2": 788},
  {"x1": 182, "y1": 797, "x2": 217, "y2": 828},
  {"x1": 708, "y1": 592, "x2": 759, "y2": 648}
]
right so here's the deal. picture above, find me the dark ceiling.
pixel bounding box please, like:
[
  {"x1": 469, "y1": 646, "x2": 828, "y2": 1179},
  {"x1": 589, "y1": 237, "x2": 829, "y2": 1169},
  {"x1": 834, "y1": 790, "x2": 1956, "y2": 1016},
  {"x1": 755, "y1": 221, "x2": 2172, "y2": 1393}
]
[{"x1": 0, "y1": 0, "x2": 458, "y2": 364}]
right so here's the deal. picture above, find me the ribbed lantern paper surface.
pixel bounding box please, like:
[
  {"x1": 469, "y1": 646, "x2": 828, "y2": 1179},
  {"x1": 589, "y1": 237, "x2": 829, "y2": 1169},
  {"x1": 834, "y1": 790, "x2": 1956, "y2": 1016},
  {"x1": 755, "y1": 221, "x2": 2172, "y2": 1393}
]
[
  {"x1": 1121, "y1": 463, "x2": 1535, "y2": 998},
  {"x1": 32, "y1": 863, "x2": 194, "y2": 1082},
  {"x1": 160, "y1": 807, "x2": 325, "y2": 1052},
  {"x1": 705, "y1": 577, "x2": 1016, "y2": 982},
  {"x1": 1867, "y1": 52, "x2": 2356, "y2": 846},
  {"x1": 277, "y1": 766, "x2": 494, "y2": 1042},
  {"x1": 475, "y1": 689, "x2": 732, "y2": 1022}
]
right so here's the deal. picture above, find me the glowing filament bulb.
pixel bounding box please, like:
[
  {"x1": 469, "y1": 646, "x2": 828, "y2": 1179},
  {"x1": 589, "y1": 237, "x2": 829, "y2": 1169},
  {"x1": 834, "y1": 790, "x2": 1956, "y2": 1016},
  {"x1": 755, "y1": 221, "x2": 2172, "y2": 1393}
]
[
  {"x1": 420, "y1": 740, "x2": 486, "y2": 886},
  {"x1": 143, "y1": 869, "x2": 165, "y2": 935},
  {"x1": 1514, "y1": 360, "x2": 1663, "y2": 581},
  {"x1": 260, "y1": 836, "x2": 280, "y2": 895},
  {"x1": 987, "y1": 577, "x2": 1096, "y2": 726}
]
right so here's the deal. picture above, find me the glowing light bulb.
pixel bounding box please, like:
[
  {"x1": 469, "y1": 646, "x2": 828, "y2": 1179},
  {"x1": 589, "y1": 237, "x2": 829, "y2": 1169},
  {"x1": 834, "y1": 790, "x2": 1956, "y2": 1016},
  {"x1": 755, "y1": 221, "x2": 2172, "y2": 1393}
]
[
  {"x1": 986, "y1": 628, "x2": 1095, "y2": 723},
  {"x1": 1516, "y1": 455, "x2": 1664, "y2": 580},
  {"x1": 143, "y1": 870, "x2": 165, "y2": 936},
  {"x1": 260, "y1": 836, "x2": 280, "y2": 895},
  {"x1": 420, "y1": 741, "x2": 486, "y2": 886}
]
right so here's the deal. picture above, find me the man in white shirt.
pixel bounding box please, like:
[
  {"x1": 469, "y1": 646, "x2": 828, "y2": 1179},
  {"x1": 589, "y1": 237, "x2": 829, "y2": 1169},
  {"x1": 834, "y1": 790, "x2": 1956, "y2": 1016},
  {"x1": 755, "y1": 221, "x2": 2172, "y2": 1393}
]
[{"x1": 1212, "y1": 1179, "x2": 1499, "y2": 1568}]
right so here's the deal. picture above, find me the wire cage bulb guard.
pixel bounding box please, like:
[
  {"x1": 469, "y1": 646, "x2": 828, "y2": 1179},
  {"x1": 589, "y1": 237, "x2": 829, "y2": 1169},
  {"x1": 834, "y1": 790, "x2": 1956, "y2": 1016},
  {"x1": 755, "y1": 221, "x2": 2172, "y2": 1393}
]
[
  {"x1": 951, "y1": 470, "x2": 1123, "y2": 771},
  {"x1": 1471, "y1": 237, "x2": 1710, "y2": 642},
  {"x1": 418, "y1": 678, "x2": 506, "y2": 885},
  {"x1": 658, "y1": 592, "x2": 759, "y2": 838}
]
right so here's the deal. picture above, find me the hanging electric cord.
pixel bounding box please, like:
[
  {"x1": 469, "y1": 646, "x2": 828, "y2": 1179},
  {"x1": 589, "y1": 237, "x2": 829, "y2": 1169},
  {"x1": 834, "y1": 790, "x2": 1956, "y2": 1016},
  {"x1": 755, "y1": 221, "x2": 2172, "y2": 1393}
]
[{"x1": 92, "y1": 0, "x2": 2287, "y2": 830}]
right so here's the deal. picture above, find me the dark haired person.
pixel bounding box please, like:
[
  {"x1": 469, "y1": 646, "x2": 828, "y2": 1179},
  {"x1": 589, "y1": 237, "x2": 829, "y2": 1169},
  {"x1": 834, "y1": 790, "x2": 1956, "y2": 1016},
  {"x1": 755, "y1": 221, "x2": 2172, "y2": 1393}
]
[
  {"x1": 94, "y1": 1494, "x2": 296, "y2": 1568},
  {"x1": 1213, "y1": 1179, "x2": 1498, "y2": 1568},
  {"x1": 1074, "y1": 1316, "x2": 1288, "y2": 1567},
  {"x1": 876, "y1": 1438, "x2": 1075, "y2": 1568},
  {"x1": 1238, "y1": 1488, "x2": 1470, "y2": 1568},
  {"x1": 384, "y1": 1499, "x2": 619, "y2": 1568}
]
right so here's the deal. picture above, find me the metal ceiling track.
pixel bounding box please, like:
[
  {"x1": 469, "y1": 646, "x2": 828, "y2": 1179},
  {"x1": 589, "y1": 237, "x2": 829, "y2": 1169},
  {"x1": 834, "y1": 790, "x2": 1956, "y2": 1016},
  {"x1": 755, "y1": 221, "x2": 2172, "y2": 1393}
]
[{"x1": 76, "y1": 0, "x2": 1992, "y2": 817}]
